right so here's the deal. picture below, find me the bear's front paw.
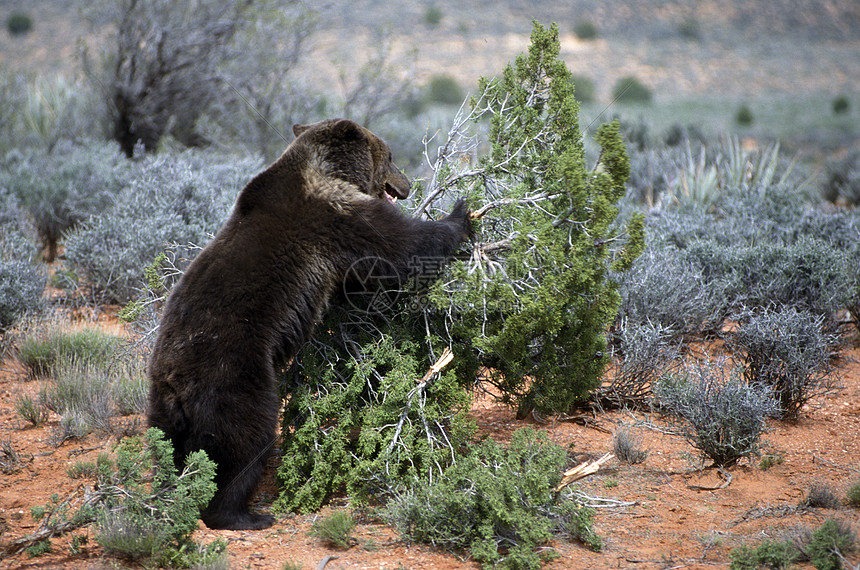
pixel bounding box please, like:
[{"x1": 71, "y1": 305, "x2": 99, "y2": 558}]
[{"x1": 445, "y1": 198, "x2": 473, "y2": 239}]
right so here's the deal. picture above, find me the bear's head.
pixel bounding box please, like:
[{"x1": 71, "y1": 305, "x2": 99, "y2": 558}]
[{"x1": 292, "y1": 119, "x2": 410, "y2": 203}]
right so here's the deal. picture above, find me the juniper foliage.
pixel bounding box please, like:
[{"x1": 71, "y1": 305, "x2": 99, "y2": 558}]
[
  {"x1": 13, "y1": 429, "x2": 222, "y2": 567},
  {"x1": 383, "y1": 428, "x2": 601, "y2": 569}
]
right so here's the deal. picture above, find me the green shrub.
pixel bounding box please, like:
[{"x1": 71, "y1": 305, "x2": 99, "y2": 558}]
[
  {"x1": 847, "y1": 482, "x2": 860, "y2": 508},
  {"x1": 654, "y1": 363, "x2": 778, "y2": 467},
  {"x1": 801, "y1": 483, "x2": 842, "y2": 510},
  {"x1": 25, "y1": 539, "x2": 51, "y2": 558},
  {"x1": 807, "y1": 518, "x2": 856, "y2": 570},
  {"x1": 832, "y1": 95, "x2": 850, "y2": 115},
  {"x1": 384, "y1": 428, "x2": 601, "y2": 569},
  {"x1": 309, "y1": 511, "x2": 356, "y2": 549},
  {"x1": 6, "y1": 11, "x2": 33, "y2": 36},
  {"x1": 14, "y1": 394, "x2": 48, "y2": 427},
  {"x1": 735, "y1": 104, "x2": 754, "y2": 126},
  {"x1": 426, "y1": 74, "x2": 464, "y2": 105},
  {"x1": 729, "y1": 538, "x2": 799, "y2": 569},
  {"x1": 678, "y1": 17, "x2": 701, "y2": 40},
  {"x1": 612, "y1": 76, "x2": 652, "y2": 103},
  {"x1": 19, "y1": 327, "x2": 124, "y2": 377},
  {"x1": 573, "y1": 20, "x2": 598, "y2": 40},
  {"x1": 14, "y1": 429, "x2": 221, "y2": 566},
  {"x1": 732, "y1": 306, "x2": 839, "y2": 419},
  {"x1": 425, "y1": 22, "x2": 644, "y2": 417},
  {"x1": 423, "y1": 5, "x2": 443, "y2": 27},
  {"x1": 92, "y1": 429, "x2": 220, "y2": 566},
  {"x1": 275, "y1": 334, "x2": 474, "y2": 512}
]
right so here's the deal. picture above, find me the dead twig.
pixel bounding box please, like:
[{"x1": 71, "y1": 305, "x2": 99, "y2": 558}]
[
  {"x1": 3, "y1": 485, "x2": 101, "y2": 557},
  {"x1": 686, "y1": 467, "x2": 732, "y2": 491},
  {"x1": 68, "y1": 445, "x2": 104, "y2": 457},
  {"x1": 317, "y1": 555, "x2": 339, "y2": 570},
  {"x1": 554, "y1": 452, "x2": 614, "y2": 492},
  {"x1": 729, "y1": 504, "x2": 801, "y2": 527},
  {"x1": 386, "y1": 348, "x2": 455, "y2": 456},
  {"x1": 416, "y1": 347, "x2": 454, "y2": 385},
  {"x1": 569, "y1": 490, "x2": 637, "y2": 509},
  {"x1": 813, "y1": 455, "x2": 860, "y2": 473},
  {"x1": 531, "y1": 409, "x2": 612, "y2": 433}
]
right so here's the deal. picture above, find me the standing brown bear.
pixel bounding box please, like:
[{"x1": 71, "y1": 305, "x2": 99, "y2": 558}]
[{"x1": 147, "y1": 119, "x2": 472, "y2": 530}]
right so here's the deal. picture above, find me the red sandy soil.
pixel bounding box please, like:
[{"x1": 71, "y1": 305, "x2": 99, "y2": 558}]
[{"x1": 1, "y1": 314, "x2": 858, "y2": 569}]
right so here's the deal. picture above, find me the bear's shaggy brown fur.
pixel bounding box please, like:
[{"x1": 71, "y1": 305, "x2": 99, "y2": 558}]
[{"x1": 147, "y1": 119, "x2": 471, "y2": 530}]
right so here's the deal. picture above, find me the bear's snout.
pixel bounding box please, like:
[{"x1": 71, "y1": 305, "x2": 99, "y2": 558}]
[{"x1": 385, "y1": 168, "x2": 411, "y2": 200}]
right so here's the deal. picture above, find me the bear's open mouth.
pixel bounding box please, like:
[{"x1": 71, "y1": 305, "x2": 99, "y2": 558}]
[{"x1": 385, "y1": 182, "x2": 408, "y2": 203}]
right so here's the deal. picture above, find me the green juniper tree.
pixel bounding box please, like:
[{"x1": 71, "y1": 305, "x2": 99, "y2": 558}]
[
  {"x1": 427, "y1": 22, "x2": 644, "y2": 418},
  {"x1": 276, "y1": 21, "x2": 643, "y2": 511}
]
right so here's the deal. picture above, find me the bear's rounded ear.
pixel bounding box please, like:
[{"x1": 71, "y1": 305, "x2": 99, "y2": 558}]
[
  {"x1": 292, "y1": 124, "x2": 310, "y2": 137},
  {"x1": 331, "y1": 119, "x2": 364, "y2": 142}
]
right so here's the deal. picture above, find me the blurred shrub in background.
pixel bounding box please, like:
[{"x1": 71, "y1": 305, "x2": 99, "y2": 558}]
[
  {"x1": 6, "y1": 11, "x2": 33, "y2": 36},
  {"x1": 61, "y1": 150, "x2": 259, "y2": 304},
  {"x1": 832, "y1": 95, "x2": 850, "y2": 115},
  {"x1": 0, "y1": 190, "x2": 44, "y2": 336},
  {"x1": 573, "y1": 20, "x2": 598, "y2": 40},
  {"x1": 612, "y1": 76, "x2": 652, "y2": 104},
  {"x1": 735, "y1": 104, "x2": 754, "y2": 126},
  {"x1": 426, "y1": 74, "x2": 464, "y2": 105},
  {"x1": 822, "y1": 148, "x2": 860, "y2": 205},
  {"x1": 0, "y1": 141, "x2": 131, "y2": 261}
]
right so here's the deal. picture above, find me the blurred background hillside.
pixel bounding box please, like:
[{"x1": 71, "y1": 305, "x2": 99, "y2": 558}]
[{"x1": 1, "y1": 0, "x2": 857, "y2": 159}]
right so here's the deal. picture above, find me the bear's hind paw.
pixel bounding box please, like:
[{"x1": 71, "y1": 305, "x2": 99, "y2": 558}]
[{"x1": 202, "y1": 511, "x2": 275, "y2": 531}]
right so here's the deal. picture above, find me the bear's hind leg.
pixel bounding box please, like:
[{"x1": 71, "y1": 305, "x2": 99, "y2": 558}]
[
  {"x1": 146, "y1": 393, "x2": 189, "y2": 473},
  {"x1": 200, "y1": 455, "x2": 275, "y2": 530}
]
